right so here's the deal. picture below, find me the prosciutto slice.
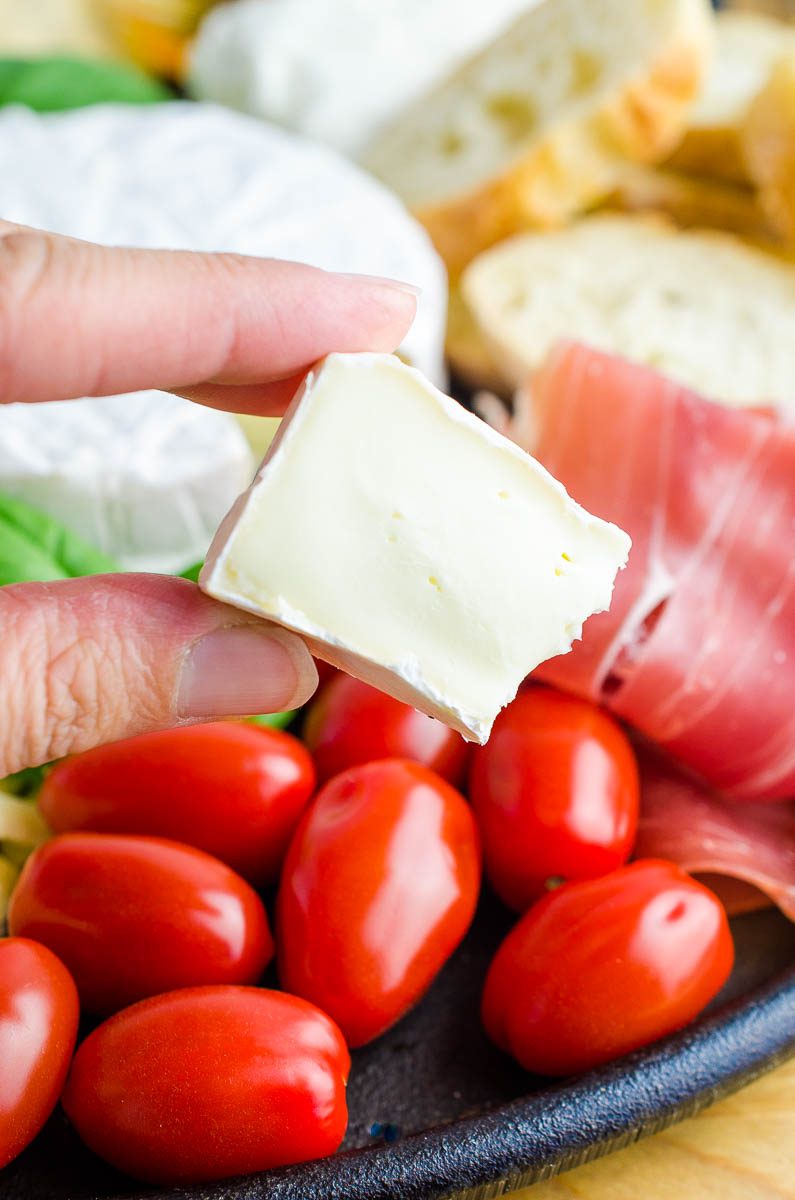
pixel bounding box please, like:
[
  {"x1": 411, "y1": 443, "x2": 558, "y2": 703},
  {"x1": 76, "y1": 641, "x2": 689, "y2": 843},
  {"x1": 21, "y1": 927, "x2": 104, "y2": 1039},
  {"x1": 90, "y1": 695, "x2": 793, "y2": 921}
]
[
  {"x1": 635, "y1": 750, "x2": 795, "y2": 921},
  {"x1": 532, "y1": 342, "x2": 795, "y2": 802}
]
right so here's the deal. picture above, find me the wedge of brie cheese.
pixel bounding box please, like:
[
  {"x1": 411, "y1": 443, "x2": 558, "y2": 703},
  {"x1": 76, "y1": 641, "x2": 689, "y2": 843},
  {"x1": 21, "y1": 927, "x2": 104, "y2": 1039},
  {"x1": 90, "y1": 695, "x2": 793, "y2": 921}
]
[{"x1": 201, "y1": 354, "x2": 630, "y2": 742}]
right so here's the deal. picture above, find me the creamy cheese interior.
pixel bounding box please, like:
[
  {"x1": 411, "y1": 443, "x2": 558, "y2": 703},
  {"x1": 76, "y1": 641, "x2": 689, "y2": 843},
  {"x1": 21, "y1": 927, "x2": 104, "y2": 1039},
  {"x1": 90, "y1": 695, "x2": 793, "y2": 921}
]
[{"x1": 202, "y1": 353, "x2": 629, "y2": 741}]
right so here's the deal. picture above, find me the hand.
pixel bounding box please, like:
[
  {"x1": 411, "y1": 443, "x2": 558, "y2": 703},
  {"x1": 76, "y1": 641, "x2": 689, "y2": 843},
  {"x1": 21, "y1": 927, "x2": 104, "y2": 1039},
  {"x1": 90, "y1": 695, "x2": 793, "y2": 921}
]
[{"x1": 0, "y1": 222, "x2": 418, "y2": 776}]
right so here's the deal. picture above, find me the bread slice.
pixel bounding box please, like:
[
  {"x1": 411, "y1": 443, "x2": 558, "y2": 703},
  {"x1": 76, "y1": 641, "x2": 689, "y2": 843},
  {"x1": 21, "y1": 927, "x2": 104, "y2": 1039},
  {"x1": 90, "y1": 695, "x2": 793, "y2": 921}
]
[
  {"x1": 446, "y1": 285, "x2": 511, "y2": 395},
  {"x1": 363, "y1": 0, "x2": 713, "y2": 276},
  {"x1": 604, "y1": 163, "x2": 777, "y2": 241},
  {"x1": 743, "y1": 52, "x2": 795, "y2": 244},
  {"x1": 667, "y1": 11, "x2": 795, "y2": 182},
  {"x1": 461, "y1": 213, "x2": 795, "y2": 409}
]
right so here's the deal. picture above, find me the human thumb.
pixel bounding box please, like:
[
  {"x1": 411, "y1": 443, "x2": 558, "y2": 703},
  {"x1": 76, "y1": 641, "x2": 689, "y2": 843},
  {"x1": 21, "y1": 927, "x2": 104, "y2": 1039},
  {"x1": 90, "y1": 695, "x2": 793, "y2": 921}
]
[{"x1": 0, "y1": 574, "x2": 317, "y2": 776}]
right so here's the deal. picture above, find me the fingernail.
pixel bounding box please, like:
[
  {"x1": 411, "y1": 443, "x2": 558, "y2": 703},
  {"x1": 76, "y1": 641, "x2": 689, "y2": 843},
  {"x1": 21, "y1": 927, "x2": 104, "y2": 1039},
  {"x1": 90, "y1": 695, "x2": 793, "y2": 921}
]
[
  {"x1": 178, "y1": 624, "x2": 318, "y2": 719},
  {"x1": 337, "y1": 272, "x2": 422, "y2": 298}
]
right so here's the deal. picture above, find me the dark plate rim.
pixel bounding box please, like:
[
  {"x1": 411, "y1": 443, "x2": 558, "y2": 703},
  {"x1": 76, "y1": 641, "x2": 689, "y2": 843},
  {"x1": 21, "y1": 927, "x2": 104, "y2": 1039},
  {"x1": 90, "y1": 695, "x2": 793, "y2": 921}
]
[{"x1": 124, "y1": 959, "x2": 795, "y2": 1200}]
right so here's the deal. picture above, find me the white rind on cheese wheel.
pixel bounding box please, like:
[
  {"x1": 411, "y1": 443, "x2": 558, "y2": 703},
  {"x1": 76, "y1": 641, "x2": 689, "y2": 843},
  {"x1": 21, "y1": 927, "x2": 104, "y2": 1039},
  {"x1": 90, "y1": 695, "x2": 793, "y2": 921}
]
[
  {"x1": 0, "y1": 393, "x2": 255, "y2": 574},
  {"x1": 188, "y1": 0, "x2": 539, "y2": 158},
  {"x1": 0, "y1": 102, "x2": 448, "y2": 569},
  {"x1": 0, "y1": 102, "x2": 447, "y2": 385}
]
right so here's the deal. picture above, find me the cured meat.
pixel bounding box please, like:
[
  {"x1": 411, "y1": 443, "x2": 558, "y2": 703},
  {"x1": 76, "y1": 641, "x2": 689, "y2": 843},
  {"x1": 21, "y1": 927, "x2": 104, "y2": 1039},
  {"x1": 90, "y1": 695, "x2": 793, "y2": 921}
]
[
  {"x1": 695, "y1": 875, "x2": 771, "y2": 918},
  {"x1": 532, "y1": 342, "x2": 795, "y2": 801},
  {"x1": 635, "y1": 750, "x2": 795, "y2": 921}
]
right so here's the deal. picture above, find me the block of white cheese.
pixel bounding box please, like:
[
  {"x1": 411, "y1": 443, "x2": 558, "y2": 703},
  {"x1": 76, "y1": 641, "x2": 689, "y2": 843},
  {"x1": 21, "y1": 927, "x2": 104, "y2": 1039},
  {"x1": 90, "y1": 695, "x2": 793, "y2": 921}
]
[
  {"x1": 0, "y1": 393, "x2": 254, "y2": 574},
  {"x1": 201, "y1": 354, "x2": 630, "y2": 742},
  {"x1": 188, "y1": 0, "x2": 539, "y2": 158},
  {"x1": 0, "y1": 102, "x2": 447, "y2": 569}
]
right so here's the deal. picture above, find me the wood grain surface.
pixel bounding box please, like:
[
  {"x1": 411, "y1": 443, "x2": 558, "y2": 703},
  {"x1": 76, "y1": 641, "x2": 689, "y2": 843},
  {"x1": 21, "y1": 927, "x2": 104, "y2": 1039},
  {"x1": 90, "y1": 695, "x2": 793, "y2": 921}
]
[{"x1": 506, "y1": 1057, "x2": 795, "y2": 1199}]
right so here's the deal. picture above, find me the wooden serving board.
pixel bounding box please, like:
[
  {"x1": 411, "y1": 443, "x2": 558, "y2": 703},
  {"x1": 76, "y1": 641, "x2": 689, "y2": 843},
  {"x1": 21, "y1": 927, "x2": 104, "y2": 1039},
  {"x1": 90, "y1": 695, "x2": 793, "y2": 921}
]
[{"x1": 508, "y1": 1054, "x2": 795, "y2": 1200}]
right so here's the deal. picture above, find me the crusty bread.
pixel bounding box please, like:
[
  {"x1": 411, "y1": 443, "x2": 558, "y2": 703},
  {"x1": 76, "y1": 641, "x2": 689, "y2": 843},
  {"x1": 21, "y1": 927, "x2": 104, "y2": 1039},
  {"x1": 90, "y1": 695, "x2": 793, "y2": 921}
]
[
  {"x1": 446, "y1": 285, "x2": 510, "y2": 395},
  {"x1": 743, "y1": 52, "x2": 795, "y2": 243},
  {"x1": 461, "y1": 214, "x2": 795, "y2": 409},
  {"x1": 363, "y1": 0, "x2": 713, "y2": 276},
  {"x1": 603, "y1": 163, "x2": 777, "y2": 241},
  {"x1": 667, "y1": 11, "x2": 795, "y2": 182}
]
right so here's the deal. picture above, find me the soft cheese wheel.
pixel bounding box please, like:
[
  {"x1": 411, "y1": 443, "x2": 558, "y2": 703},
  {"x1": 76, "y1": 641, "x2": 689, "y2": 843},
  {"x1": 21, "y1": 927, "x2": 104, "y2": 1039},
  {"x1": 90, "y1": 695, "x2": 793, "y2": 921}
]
[
  {"x1": 0, "y1": 394, "x2": 253, "y2": 575},
  {"x1": 0, "y1": 102, "x2": 447, "y2": 570},
  {"x1": 188, "y1": 0, "x2": 539, "y2": 157},
  {"x1": 0, "y1": 103, "x2": 445, "y2": 384}
]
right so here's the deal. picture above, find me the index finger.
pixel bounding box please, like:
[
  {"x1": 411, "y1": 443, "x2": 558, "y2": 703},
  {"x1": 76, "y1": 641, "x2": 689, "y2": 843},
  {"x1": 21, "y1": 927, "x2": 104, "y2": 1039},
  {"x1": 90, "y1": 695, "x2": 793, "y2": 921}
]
[{"x1": 0, "y1": 223, "x2": 418, "y2": 407}]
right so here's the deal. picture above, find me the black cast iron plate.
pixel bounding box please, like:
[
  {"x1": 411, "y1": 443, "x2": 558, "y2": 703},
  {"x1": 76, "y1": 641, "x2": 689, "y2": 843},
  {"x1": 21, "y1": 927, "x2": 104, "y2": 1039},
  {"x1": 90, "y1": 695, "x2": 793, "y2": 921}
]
[{"x1": 4, "y1": 890, "x2": 795, "y2": 1200}]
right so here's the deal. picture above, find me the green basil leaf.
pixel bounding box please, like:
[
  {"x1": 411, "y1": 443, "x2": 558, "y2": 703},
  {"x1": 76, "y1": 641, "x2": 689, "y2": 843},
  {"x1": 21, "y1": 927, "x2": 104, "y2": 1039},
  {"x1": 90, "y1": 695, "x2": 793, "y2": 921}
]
[
  {"x1": 247, "y1": 711, "x2": 297, "y2": 731},
  {"x1": 180, "y1": 561, "x2": 204, "y2": 583},
  {"x1": 0, "y1": 493, "x2": 119, "y2": 585},
  {"x1": 0, "y1": 56, "x2": 171, "y2": 112},
  {"x1": 0, "y1": 763, "x2": 52, "y2": 798}
]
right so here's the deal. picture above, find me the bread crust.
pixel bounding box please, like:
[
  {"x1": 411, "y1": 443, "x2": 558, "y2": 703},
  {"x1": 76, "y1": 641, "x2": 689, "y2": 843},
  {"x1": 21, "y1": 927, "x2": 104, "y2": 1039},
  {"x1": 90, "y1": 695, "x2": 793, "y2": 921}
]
[
  {"x1": 445, "y1": 285, "x2": 511, "y2": 394},
  {"x1": 461, "y1": 214, "x2": 795, "y2": 403},
  {"x1": 743, "y1": 54, "x2": 795, "y2": 244},
  {"x1": 604, "y1": 164, "x2": 777, "y2": 241},
  {"x1": 666, "y1": 11, "x2": 795, "y2": 184},
  {"x1": 666, "y1": 128, "x2": 748, "y2": 183},
  {"x1": 414, "y1": 0, "x2": 714, "y2": 275}
]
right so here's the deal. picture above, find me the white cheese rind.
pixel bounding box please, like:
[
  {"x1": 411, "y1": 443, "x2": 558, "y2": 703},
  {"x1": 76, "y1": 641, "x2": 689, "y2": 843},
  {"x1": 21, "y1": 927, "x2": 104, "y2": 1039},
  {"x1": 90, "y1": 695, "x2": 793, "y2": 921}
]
[
  {"x1": 201, "y1": 354, "x2": 630, "y2": 742},
  {"x1": 0, "y1": 102, "x2": 447, "y2": 387},
  {"x1": 188, "y1": 0, "x2": 539, "y2": 158},
  {"x1": 0, "y1": 393, "x2": 254, "y2": 574},
  {"x1": 0, "y1": 102, "x2": 447, "y2": 569}
]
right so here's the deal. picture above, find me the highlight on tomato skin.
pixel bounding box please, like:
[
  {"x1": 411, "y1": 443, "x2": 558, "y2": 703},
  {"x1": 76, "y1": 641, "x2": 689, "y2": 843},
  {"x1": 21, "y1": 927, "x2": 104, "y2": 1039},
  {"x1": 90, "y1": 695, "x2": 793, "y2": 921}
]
[
  {"x1": 469, "y1": 686, "x2": 640, "y2": 911},
  {"x1": 37, "y1": 721, "x2": 316, "y2": 885},
  {"x1": 482, "y1": 859, "x2": 734, "y2": 1077},
  {"x1": 8, "y1": 833, "x2": 274, "y2": 1015},
  {"x1": 61, "y1": 986, "x2": 350, "y2": 1186},
  {"x1": 277, "y1": 757, "x2": 482, "y2": 1048},
  {"x1": 0, "y1": 938, "x2": 79, "y2": 1170},
  {"x1": 303, "y1": 674, "x2": 471, "y2": 787}
]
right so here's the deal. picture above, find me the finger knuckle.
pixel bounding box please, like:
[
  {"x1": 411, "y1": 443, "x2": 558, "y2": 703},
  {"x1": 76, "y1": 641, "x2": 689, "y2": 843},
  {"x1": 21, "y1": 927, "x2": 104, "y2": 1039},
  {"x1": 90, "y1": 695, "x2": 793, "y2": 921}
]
[
  {"x1": 44, "y1": 635, "x2": 114, "y2": 761},
  {"x1": 0, "y1": 586, "x2": 161, "y2": 775},
  {"x1": 0, "y1": 589, "x2": 94, "y2": 771}
]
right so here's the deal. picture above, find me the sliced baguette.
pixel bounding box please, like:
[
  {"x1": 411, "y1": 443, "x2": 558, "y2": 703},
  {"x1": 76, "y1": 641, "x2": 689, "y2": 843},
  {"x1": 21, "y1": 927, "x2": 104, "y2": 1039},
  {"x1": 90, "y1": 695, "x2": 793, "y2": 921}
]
[
  {"x1": 743, "y1": 52, "x2": 795, "y2": 244},
  {"x1": 363, "y1": 0, "x2": 712, "y2": 276},
  {"x1": 461, "y1": 213, "x2": 795, "y2": 410},
  {"x1": 604, "y1": 163, "x2": 777, "y2": 241},
  {"x1": 667, "y1": 11, "x2": 795, "y2": 182},
  {"x1": 446, "y1": 285, "x2": 511, "y2": 395}
]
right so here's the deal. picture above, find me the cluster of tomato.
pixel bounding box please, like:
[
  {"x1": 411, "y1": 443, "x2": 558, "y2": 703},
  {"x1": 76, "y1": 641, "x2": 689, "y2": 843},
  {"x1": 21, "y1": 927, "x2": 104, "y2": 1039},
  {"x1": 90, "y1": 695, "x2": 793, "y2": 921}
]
[{"x1": 0, "y1": 669, "x2": 734, "y2": 1186}]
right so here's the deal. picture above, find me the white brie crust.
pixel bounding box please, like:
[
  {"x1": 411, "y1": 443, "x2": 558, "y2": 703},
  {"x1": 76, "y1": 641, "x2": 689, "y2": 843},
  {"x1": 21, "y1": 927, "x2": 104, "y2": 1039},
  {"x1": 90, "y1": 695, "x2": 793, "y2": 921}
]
[
  {"x1": 201, "y1": 354, "x2": 630, "y2": 742},
  {"x1": 189, "y1": 0, "x2": 539, "y2": 158},
  {"x1": 0, "y1": 102, "x2": 447, "y2": 569},
  {"x1": 0, "y1": 393, "x2": 254, "y2": 574},
  {"x1": 0, "y1": 102, "x2": 446, "y2": 385}
]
